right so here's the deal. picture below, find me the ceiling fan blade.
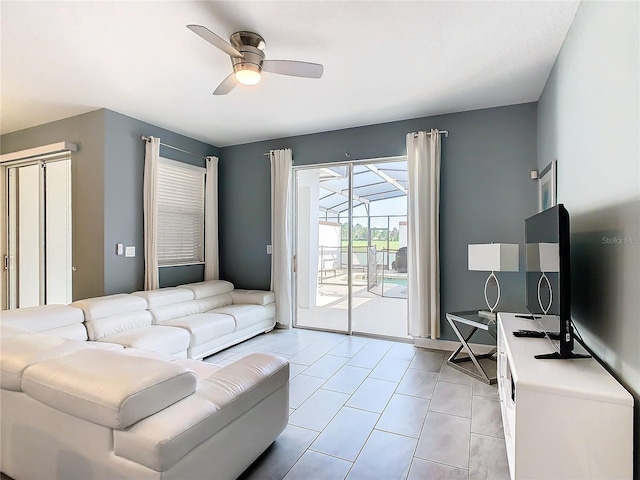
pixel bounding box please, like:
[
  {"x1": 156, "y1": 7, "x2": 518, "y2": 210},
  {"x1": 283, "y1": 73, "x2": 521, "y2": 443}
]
[
  {"x1": 213, "y1": 73, "x2": 237, "y2": 95},
  {"x1": 187, "y1": 24, "x2": 244, "y2": 59},
  {"x1": 262, "y1": 60, "x2": 324, "y2": 79}
]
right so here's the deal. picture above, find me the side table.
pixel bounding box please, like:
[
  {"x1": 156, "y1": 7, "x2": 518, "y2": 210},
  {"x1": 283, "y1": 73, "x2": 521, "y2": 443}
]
[{"x1": 446, "y1": 311, "x2": 497, "y2": 385}]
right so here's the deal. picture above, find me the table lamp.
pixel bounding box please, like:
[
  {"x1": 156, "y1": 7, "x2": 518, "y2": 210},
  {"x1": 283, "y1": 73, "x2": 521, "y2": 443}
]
[{"x1": 468, "y1": 243, "x2": 519, "y2": 320}]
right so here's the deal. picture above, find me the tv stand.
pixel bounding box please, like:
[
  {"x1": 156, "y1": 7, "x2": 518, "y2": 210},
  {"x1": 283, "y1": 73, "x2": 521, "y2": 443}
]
[
  {"x1": 534, "y1": 351, "x2": 590, "y2": 360},
  {"x1": 497, "y1": 313, "x2": 633, "y2": 479}
]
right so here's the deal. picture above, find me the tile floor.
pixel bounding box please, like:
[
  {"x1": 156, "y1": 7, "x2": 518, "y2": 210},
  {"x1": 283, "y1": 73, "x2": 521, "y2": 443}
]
[{"x1": 204, "y1": 328, "x2": 510, "y2": 480}]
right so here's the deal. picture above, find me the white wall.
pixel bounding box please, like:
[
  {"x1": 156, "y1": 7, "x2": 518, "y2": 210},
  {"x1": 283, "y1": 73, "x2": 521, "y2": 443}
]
[
  {"x1": 537, "y1": 0, "x2": 639, "y2": 462},
  {"x1": 296, "y1": 170, "x2": 320, "y2": 309}
]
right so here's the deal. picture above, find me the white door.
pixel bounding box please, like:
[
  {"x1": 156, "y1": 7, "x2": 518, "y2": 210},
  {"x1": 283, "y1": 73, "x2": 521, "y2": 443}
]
[{"x1": 6, "y1": 158, "x2": 72, "y2": 308}]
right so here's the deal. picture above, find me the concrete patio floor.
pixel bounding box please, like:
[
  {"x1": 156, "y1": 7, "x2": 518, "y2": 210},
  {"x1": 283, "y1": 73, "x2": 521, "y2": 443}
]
[{"x1": 296, "y1": 272, "x2": 409, "y2": 339}]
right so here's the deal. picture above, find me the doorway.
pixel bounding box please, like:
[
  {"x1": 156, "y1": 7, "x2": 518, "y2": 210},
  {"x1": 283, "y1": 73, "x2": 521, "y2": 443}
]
[
  {"x1": 293, "y1": 158, "x2": 409, "y2": 339},
  {"x1": 5, "y1": 155, "x2": 72, "y2": 308}
]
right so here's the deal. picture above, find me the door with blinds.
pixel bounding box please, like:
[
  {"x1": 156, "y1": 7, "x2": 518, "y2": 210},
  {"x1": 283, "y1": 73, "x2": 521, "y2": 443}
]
[{"x1": 6, "y1": 155, "x2": 72, "y2": 308}]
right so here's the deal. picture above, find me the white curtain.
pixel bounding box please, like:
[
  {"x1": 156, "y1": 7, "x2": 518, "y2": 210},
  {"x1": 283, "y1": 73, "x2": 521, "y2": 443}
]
[
  {"x1": 406, "y1": 130, "x2": 441, "y2": 339},
  {"x1": 270, "y1": 149, "x2": 293, "y2": 327},
  {"x1": 204, "y1": 156, "x2": 219, "y2": 280},
  {"x1": 143, "y1": 136, "x2": 160, "y2": 290}
]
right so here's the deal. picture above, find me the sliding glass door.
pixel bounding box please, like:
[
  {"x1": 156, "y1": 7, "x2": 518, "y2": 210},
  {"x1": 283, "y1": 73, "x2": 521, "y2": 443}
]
[
  {"x1": 295, "y1": 166, "x2": 350, "y2": 332},
  {"x1": 293, "y1": 158, "x2": 409, "y2": 339}
]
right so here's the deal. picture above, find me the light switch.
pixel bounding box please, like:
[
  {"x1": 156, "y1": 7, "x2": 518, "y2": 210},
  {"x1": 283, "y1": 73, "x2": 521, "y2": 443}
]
[
  {"x1": 125, "y1": 246, "x2": 135, "y2": 257},
  {"x1": 116, "y1": 243, "x2": 124, "y2": 255},
  {"x1": 267, "y1": 245, "x2": 272, "y2": 254}
]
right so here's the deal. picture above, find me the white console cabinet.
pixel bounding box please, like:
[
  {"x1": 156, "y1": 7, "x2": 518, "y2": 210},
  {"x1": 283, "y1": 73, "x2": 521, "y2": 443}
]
[{"x1": 497, "y1": 313, "x2": 633, "y2": 480}]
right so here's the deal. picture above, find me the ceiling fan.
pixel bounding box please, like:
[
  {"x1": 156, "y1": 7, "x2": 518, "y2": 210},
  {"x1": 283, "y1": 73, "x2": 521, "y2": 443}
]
[{"x1": 187, "y1": 25, "x2": 324, "y2": 95}]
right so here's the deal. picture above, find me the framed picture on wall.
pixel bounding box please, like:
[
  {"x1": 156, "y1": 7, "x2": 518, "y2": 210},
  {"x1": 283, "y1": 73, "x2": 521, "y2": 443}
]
[{"x1": 538, "y1": 160, "x2": 557, "y2": 212}]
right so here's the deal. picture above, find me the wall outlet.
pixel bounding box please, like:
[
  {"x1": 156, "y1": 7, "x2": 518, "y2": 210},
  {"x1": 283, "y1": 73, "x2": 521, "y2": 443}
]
[
  {"x1": 125, "y1": 246, "x2": 135, "y2": 257},
  {"x1": 266, "y1": 245, "x2": 272, "y2": 254},
  {"x1": 116, "y1": 243, "x2": 124, "y2": 255}
]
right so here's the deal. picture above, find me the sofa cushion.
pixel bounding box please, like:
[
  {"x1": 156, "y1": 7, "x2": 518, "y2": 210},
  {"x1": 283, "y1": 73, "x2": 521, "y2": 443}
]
[
  {"x1": 0, "y1": 324, "x2": 31, "y2": 338},
  {"x1": 113, "y1": 353, "x2": 288, "y2": 471},
  {"x1": 214, "y1": 304, "x2": 274, "y2": 330},
  {"x1": 196, "y1": 294, "x2": 233, "y2": 312},
  {"x1": 230, "y1": 290, "x2": 276, "y2": 306},
  {"x1": 181, "y1": 280, "x2": 234, "y2": 299},
  {"x1": 72, "y1": 294, "x2": 148, "y2": 321},
  {"x1": 0, "y1": 335, "x2": 89, "y2": 391},
  {"x1": 22, "y1": 349, "x2": 197, "y2": 429},
  {"x1": 132, "y1": 287, "x2": 194, "y2": 308},
  {"x1": 85, "y1": 341, "x2": 125, "y2": 351},
  {"x1": 73, "y1": 294, "x2": 153, "y2": 341},
  {"x1": 147, "y1": 300, "x2": 202, "y2": 325},
  {"x1": 172, "y1": 358, "x2": 222, "y2": 379},
  {"x1": 120, "y1": 347, "x2": 179, "y2": 363},
  {"x1": 99, "y1": 325, "x2": 190, "y2": 355},
  {"x1": 162, "y1": 313, "x2": 235, "y2": 346},
  {"x1": 42, "y1": 323, "x2": 88, "y2": 341},
  {"x1": 0, "y1": 304, "x2": 86, "y2": 340},
  {"x1": 84, "y1": 310, "x2": 153, "y2": 341}
]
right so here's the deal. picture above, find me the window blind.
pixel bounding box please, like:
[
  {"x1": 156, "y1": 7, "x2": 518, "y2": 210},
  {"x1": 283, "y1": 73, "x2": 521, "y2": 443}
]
[{"x1": 157, "y1": 158, "x2": 205, "y2": 266}]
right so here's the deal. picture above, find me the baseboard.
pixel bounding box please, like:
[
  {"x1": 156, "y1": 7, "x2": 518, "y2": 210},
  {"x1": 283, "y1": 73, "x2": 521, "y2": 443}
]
[{"x1": 413, "y1": 337, "x2": 496, "y2": 355}]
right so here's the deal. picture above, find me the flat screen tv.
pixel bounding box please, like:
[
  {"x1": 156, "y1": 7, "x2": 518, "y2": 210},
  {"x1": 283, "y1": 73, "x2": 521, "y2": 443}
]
[{"x1": 525, "y1": 204, "x2": 589, "y2": 360}]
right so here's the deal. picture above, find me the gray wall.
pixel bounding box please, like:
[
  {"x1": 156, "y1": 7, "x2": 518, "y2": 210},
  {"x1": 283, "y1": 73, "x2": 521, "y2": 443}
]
[
  {"x1": 103, "y1": 110, "x2": 219, "y2": 294},
  {"x1": 537, "y1": 1, "x2": 639, "y2": 474},
  {"x1": 1, "y1": 109, "x2": 220, "y2": 299},
  {"x1": 219, "y1": 103, "x2": 539, "y2": 341},
  {"x1": 1, "y1": 110, "x2": 106, "y2": 300}
]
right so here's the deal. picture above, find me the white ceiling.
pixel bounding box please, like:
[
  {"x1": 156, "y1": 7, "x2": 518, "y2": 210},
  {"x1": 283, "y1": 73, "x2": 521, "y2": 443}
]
[{"x1": 1, "y1": 1, "x2": 579, "y2": 147}]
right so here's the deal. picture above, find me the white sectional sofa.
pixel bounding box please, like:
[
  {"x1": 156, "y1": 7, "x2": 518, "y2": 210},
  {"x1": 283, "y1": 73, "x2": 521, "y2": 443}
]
[
  {"x1": 131, "y1": 280, "x2": 276, "y2": 359},
  {"x1": 0, "y1": 280, "x2": 286, "y2": 479},
  {"x1": 1, "y1": 279, "x2": 277, "y2": 360}
]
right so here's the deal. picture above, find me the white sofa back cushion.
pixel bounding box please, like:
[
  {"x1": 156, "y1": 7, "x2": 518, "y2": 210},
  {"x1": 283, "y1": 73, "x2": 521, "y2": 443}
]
[
  {"x1": 132, "y1": 287, "x2": 194, "y2": 309},
  {"x1": 182, "y1": 280, "x2": 234, "y2": 299},
  {"x1": 196, "y1": 294, "x2": 233, "y2": 313},
  {"x1": 0, "y1": 304, "x2": 87, "y2": 341},
  {"x1": 21, "y1": 349, "x2": 197, "y2": 429},
  {"x1": 0, "y1": 335, "x2": 89, "y2": 391},
  {"x1": 85, "y1": 311, "x2": 153, "y2": 341},
  {"x1": 72, "y1": 294, "x2": 152, "y2": 341},
  {"x1": 72, "y1": 294, "x2": 148, "y2": 321}
]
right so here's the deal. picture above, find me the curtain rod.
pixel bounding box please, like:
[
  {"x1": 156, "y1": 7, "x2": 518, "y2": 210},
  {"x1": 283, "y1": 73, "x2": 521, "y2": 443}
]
[
  {"x1": 261, "y1": 130, "x2": 449, "y2": 156},
  {"x1": 140, "y1": 136, "x2": 212, "y2": 161},
  {"x1": 411, "y1": 130, "x2": 449, "y2": 137}
]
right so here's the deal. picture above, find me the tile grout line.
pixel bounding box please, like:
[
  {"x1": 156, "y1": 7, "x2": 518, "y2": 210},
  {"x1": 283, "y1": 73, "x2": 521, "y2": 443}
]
[{"x1": 231, "y1": 329, "x2": 504, "y2": 480}]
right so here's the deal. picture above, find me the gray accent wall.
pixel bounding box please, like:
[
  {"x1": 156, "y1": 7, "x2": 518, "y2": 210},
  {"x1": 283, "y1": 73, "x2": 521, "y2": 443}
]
[
  {"x1": 1, "y1": 109, "x2": 219, "y2": 299},
  {"x1": 219, "y1": 103, "x2": 539, "y2": 341},
  {"x1": 103, "y1": 110, "x2": 219, "y2": 294},
  {"x1": 537, "y1": 1, "x2": 639, "y2": 474},
  {"x1": 1, "y1": 110, "x2": 106, "y2": 301}
]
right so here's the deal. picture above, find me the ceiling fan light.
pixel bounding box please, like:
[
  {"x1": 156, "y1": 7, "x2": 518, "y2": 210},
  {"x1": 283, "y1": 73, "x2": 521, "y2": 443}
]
[{"x1": 235, "y1": 66, "x2": 261, "y2": 86}]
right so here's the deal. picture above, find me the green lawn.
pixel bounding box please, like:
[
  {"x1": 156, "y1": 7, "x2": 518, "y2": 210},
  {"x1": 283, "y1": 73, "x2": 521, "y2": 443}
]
[{"x1": 341, "y1": 240, "x2": 401, "y2": 252}]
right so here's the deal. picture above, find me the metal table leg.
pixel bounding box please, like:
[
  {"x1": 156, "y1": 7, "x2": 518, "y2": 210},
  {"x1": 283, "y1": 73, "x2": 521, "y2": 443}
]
[{"x1": 447, "y1": 316, "x2": 497, "y2": 385}]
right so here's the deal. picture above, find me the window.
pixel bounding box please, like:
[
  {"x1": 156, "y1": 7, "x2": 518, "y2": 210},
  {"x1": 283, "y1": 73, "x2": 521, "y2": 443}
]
[{"x1": 157, "y1": 158, "x2": 205, "y2": 266}]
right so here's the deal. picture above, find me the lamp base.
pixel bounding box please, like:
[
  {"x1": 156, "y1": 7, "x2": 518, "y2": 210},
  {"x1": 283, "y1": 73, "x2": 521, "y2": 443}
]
[{"x1": 477, "y1": 310, "x2": 497, "y2": 322}]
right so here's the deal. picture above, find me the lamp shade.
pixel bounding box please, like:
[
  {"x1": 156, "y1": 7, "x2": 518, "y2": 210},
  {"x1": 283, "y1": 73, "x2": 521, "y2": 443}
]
[
  {"x1": 468, "y1": 243, "x2": 519, "y2": 272},
  {"x1": 526, "y1": 242, "x2": 559, "y2": 272}
]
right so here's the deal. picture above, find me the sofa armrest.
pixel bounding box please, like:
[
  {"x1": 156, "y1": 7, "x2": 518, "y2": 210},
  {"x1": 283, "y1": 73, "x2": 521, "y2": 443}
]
[{"x1": 229, "y1": 290, "x2": 275, "y2": 306}]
